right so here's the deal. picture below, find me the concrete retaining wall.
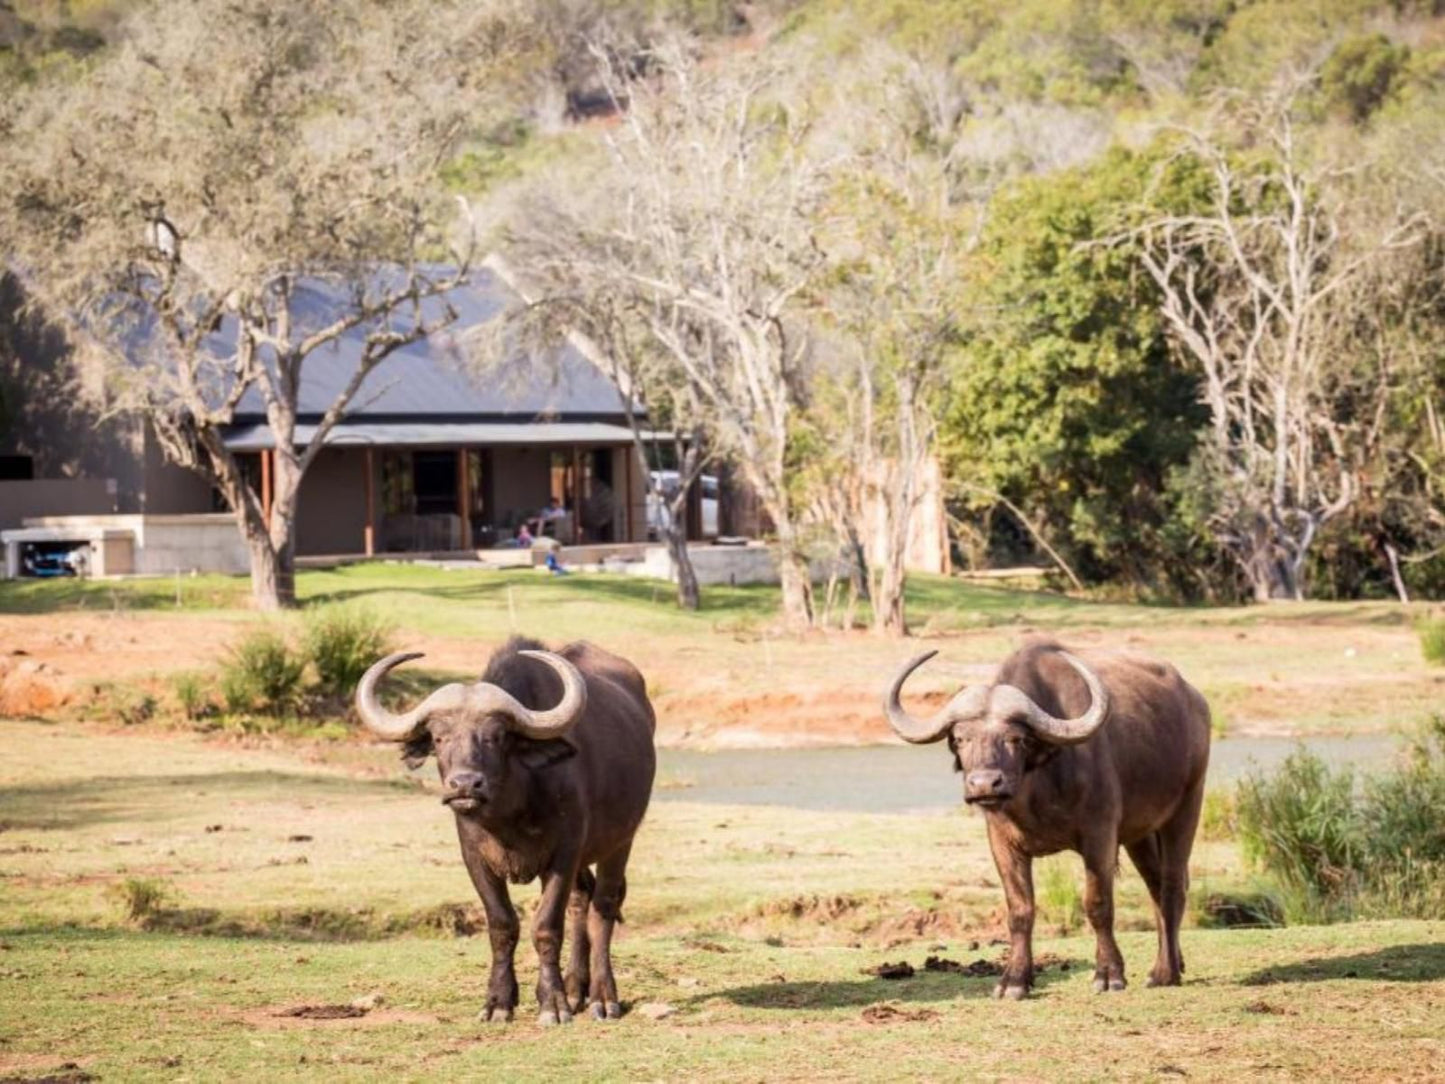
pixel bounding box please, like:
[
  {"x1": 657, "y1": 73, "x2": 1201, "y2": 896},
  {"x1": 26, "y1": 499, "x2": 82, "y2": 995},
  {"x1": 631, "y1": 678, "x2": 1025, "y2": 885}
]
[{"x1": 10, "y1": 513, "x2": 249, "y2": 577}]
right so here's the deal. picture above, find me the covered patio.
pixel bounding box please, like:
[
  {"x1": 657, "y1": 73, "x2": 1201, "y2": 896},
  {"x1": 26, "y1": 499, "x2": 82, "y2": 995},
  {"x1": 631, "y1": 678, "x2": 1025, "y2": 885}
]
[{"x1": 224, "y1": 420, "x2": 649, "y2": 559}]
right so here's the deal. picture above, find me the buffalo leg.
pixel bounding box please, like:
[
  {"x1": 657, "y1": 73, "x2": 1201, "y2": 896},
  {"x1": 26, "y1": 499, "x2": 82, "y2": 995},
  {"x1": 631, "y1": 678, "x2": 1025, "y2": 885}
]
[
  {"x1": 987, "y1": 820, "x2": 1034, "y2": 1000},
  {"x1": 587, "y1": 842, "x2": 632, "y2": 1020},
  {"x1": 565, "y1": 867, "x2": 596, "y2": 1014},
  {"x1": 1153, "y1": 781, "x2": 1205, "y2": 987},
  {"x1": 1082, "y1": 834, "x2": 1127, "y2": 992},
  {"x1": 458, "y1": 840, "x2": 519, "y2": 1023},
  {"x1": 534, "y1": 848, "x2": 584, "y2": 1026},
  {"x1": 1125, "y1": 833, "x2": 1173, "y2": 987}
]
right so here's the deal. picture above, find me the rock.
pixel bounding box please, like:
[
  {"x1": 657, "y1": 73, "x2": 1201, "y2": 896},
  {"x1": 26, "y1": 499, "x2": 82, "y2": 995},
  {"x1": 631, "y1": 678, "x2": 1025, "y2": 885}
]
[
  {"x1": 637, "y1": 1002, "x2": 675, "y2": 1021},
  {"x1": 350, "y1": 991, "x2": 385, "y2": 1012}
]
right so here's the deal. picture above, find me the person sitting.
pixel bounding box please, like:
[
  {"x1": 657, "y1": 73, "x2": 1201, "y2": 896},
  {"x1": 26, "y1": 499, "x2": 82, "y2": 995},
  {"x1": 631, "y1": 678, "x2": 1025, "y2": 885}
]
[
  {"x1": 544, "y1": 550, "x2": 569, "y2": 576},
  {"x1": 513, "y1": 523, "x2": 534, "y2": 548}
]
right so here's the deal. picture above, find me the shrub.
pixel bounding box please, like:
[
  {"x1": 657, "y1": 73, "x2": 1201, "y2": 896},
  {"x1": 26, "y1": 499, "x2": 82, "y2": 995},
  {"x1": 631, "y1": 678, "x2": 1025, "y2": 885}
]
[
  {"x1": 110, "y1": 877, "x2": 173, "y2": 923},
  {"x1": 170, "y1": 671, "x2": 212, "y2": 720},
  {"x1": 1235, "y1": 720, "x2": 1445, "y2": 922},
  {"x1": 1235, "y1": 750, "x2": 1362, "y2": 922},
  {"x1": 99, "y1": 685, "x2": 158, "y2": 727},
  {"x1": 304, "y1": 606, "x2": 395, "y2": 700},
  {"x1": 1418, "y1": 618, "x2": 1445, "y2": 665},
  {"x1": 220, "y1": 628, "x2": 306, "y2": 715}
]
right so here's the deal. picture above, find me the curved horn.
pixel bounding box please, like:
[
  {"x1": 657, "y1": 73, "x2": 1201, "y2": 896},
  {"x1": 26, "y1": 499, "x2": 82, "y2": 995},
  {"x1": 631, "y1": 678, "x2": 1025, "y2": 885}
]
[
  {"x1": 506, "y1": 650, "x2": 587, "y2": 741},
  {"x1": 354, "y1": 652, "x2": 468, "y2": 741},
  {"x1": 1012, "y1": 652, "x2": 1110, "y2": 745},
  {"x1": 883, "y1": 651, "x2": 958, "y2": 744}
]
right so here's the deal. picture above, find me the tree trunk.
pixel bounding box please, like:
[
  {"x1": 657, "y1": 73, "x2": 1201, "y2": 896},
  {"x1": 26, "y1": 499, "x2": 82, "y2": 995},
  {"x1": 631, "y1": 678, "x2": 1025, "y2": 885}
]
[
  {"x1": 776, "y1": 550, "x2": 814, "y2": 628},
  {"x1": 665, "y1": 524, "x2": 700, "y2": 610},
  {"x1": 246, "y1": 528, "x2": 284, "y2": 612},
  {"x1": 873, "y1": 536, "x2": 909, "y2": 636},
  {"x1": 1382, "y1": 540, "x2": 1410, "y2": 604}
]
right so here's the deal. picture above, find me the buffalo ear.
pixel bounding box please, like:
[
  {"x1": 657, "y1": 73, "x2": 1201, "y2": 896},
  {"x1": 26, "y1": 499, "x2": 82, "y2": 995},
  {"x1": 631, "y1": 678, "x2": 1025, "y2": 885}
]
[
  {"x1": 401, "y1": 733, "x2": 434, "y2": 770},
  {"x1": 516, "y1": 736, "x2": 578, "y2": 772}
]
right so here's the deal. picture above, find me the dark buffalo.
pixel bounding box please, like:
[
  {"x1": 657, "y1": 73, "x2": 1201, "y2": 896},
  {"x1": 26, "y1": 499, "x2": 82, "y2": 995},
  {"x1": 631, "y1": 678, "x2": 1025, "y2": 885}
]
[
  {"x1": 355, "y1": 637, "x2": 656, "y2": 1025},
  {"x1": 883, "y1": 640, "x2": 1210, "y2": 999}
]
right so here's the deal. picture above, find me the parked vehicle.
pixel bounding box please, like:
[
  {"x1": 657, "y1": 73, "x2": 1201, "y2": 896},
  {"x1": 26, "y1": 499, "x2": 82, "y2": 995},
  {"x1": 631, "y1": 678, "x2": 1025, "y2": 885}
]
[
  {"x1": 645, "y1": 471, "x2": 719, "y2": 539},
  {"x1": 20, "y1": 542, "x2": 88, "y2": 578}
]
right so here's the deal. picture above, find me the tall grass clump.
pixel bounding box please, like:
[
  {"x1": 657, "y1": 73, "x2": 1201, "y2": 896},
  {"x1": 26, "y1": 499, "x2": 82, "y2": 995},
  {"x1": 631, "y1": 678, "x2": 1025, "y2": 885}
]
[
  {"x1": 220, "y1": 628, "x2": 306, "y2": 715},
  {"x1": 304, "y1": 606, "x2": 395, "y2": 700},
  {"x1": 1235, "y1": 718, "x2": 1445, "y2": 922},
  {"x1": 1418, "y1": 617, "x2": 1445, "y2": 665},
  {"x1": 1036, "y1": 856, "x2": 1083, "y2": 934}
]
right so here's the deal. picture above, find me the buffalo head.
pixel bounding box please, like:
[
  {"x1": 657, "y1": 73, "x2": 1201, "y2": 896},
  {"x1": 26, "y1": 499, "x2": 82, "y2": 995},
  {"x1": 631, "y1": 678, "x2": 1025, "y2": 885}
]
[
  {"x1": 882, "y1": 650, "x2": 1109, "y2": 807},
  {"x1": 354, "y1": 650, "x2": 587, "y2": 815}
]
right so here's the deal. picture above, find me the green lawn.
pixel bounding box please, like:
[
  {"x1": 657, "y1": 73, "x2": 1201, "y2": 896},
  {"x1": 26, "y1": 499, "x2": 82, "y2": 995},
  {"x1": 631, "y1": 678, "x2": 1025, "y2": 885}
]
[{"x1": 1, "y1": 719, "x2": 1442, "y2": 1081}]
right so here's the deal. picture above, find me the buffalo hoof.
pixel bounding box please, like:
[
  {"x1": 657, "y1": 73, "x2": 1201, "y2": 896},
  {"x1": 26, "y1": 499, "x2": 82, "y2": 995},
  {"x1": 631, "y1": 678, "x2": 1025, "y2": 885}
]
[
  {"x1": 538, "y1": 1007, "x2": 574, "y2": 1027},
  {"x1": 1145, "y1": 973, "x2": 1180, "y2": 988},
  {"x1": 480, "y1": 1006, "x2": 514, "y2": 1024},
  {"x1": 590, "y1": 1000, "x2": 622, "y2": 1021},
  {"x1": 993, "y1": 982, "x2": 1029, "y2": 1001},
  {"x1": 1092, "y1": 978, "x2": 1127, "y2": 994}
]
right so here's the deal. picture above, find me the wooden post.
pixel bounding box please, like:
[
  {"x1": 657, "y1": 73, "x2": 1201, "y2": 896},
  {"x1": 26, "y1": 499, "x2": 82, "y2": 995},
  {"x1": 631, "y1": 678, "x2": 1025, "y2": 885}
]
[
  {"x1": 260, "y1": 448, "x2": 274, "y2": 528},
  {"x1": 363, "y1": 447, "x2": 376, "y2": 557},
  {"x1": 623, "y1": 446, "x2": 634, "y2": 542},
  {"x1": 456, "y1": 447, "x2": 471, "y2": 551},
  {"x1": 571, "y1": 445, "x2": 583, "y2": 546}
]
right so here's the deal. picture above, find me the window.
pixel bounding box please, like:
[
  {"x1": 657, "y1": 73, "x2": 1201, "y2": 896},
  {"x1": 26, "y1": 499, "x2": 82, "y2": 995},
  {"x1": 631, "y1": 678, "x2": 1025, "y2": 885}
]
[
  {"x1": 381, "y1": 451, "x2": 414, "y2": 516},
  {"x1": 0, "y1": 455, "x2": 34, "y2": 481}
]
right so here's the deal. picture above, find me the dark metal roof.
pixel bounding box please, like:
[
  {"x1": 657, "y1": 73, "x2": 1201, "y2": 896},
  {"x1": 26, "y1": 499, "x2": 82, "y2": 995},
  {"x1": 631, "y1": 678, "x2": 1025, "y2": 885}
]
[
  {"x1": 222, "y1": 420, "x2": 638, "y2": 451},
  {"x1": 219, "y1": 268, "x2": 634, "y2": 423}
]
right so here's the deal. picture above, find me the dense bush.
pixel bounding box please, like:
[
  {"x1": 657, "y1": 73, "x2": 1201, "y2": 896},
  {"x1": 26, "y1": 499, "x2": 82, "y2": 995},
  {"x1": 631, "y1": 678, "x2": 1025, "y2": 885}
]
[
  {"x1": 1235, "y1": 720, "x2": 1445, "y2": 922},
  {"x1": 303, "y1": 606, "x2": 395, "y2": 701},
  {"x1": 220, "y1": 629, "x2": 307, "y2": 715}
]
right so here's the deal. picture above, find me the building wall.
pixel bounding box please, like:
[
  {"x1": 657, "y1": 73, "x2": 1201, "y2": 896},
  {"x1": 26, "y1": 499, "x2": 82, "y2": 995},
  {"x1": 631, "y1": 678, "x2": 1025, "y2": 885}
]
[
  {"x1": 0, "y1": 478, "x2": 116, "y2": 531},
  {"x1": 140, "y1": 427, "x2": 215, "y2": 514},
  {"x1": 296, "y1": 447, "x2": 369, "y2": 557},
  {"x1": 488, "y1": 447, "x2": 553, "y2": 530},
  {"x1": 0, "y1": 276, "x2": 153, "y2": 512}
]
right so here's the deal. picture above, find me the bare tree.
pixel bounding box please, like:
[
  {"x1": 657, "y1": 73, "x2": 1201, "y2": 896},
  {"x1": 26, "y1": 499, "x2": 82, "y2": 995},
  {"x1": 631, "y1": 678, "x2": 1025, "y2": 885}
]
[
  {"x1": 484, "y1": 255, "x2": 711, "y2": 609},
  {"x1": 1134, "y1": 82, "x2": 1426, "y2": 601},
  {"x1": 495, "y1": 38, "x2": 832, "y2": 627},
  {"x1": 0, "y1": 0, "x2": 527, "y2": 608},
  {"x1": 806, "y1": 49, "x2": 980, "y2": 635}
]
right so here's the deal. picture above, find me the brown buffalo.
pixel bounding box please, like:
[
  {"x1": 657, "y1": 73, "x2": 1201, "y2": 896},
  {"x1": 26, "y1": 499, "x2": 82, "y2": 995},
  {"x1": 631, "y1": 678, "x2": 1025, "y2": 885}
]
[
  {"x1": 356, "y1": 637, "x2": 656, "y2": 1025},
  {"x1": 883, "y1": 639, "x2": 1210, "y2": 999}
]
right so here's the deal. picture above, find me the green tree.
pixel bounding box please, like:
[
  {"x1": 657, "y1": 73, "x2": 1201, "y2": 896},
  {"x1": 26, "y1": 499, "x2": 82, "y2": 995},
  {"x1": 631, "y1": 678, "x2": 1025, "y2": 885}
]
[{"x1": 942, "y1": 148, "x2": 1214, "y2": 595}]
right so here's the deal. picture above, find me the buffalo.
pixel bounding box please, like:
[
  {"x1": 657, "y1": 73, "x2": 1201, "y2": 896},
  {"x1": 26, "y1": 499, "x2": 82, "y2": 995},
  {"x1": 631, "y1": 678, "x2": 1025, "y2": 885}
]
[
  {"x1": 883, "y1": 640, "x2": 1210, "y2": 1000},
  {"x1": 355, "y1": 637, "x2": 656, "y2": 1025}
]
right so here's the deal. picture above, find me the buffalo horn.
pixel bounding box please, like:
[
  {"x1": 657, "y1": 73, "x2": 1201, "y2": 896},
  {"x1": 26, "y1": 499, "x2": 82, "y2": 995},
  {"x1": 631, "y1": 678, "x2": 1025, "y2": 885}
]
[
  {"x1": 1011, "y1": 653, "x2": 1110, "y2": 745},
  {"x1": 355, "y1": 652, "x2": 468, "y2": 741},
  {"x1": 883, "y1": 651, "x2": 959, "y2": 744},
  {"x1": 506, "y1": 650, "x2": 587, "y2": 740}
]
